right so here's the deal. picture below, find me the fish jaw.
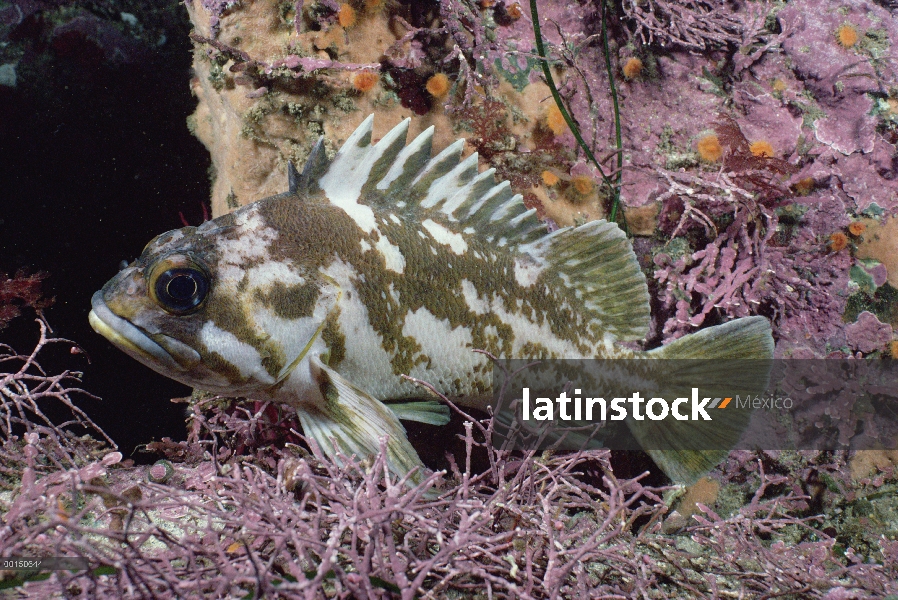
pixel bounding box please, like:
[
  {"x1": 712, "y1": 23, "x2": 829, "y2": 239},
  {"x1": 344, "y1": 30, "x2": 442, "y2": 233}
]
[{"x1": 89, "y1": 290, "x2": 202, "y2": 374}]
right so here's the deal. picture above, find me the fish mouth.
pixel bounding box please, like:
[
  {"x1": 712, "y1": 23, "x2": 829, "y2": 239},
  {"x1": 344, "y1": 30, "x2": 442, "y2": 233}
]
[{"x1": 89, "y1": 291, "x2": 201, "y2": 372}]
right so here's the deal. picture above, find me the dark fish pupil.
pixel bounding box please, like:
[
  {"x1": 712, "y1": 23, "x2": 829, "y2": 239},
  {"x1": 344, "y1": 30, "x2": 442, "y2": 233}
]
[
  {"x1": 167, "y1": 274, "x2": 197, "y2": 300},
  {"x1": 154, "y1": 266, "x2": 209, "y2": 313}
]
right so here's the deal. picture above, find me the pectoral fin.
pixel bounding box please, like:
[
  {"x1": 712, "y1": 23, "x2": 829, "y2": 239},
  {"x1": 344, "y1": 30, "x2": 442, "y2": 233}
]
[{"x1": 296, "y1": 356, "x2": 429, "y2": 484}]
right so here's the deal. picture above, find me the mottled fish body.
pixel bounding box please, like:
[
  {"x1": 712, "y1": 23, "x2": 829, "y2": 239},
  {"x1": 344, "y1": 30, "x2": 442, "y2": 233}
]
[{"x1": 90, "y1": 116, "x2": 773, "y2": 483}]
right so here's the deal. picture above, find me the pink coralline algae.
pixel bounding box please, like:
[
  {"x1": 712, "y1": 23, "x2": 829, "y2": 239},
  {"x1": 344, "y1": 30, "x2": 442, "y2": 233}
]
[
  {"x1": 621, "y1": 0, "x2": 897, "y2": 354},
  {"x1": 619, "y1": 0, "x2": 744, "y2": 51},
  {"x1": 199, "y1": 0, "x2": 243, "y2": 36},
  {"x1": 654, "y1": 180, "x2": 858, "y2": 354},
  {"x1": 830, "y1": 140, "x2": 898, "y2": 213},
  {"x1": 770, "y1": 0, "x2": 898, "y2": 214},
  {"x1": 734, "y1": 98, "x2": 803, "y2": 159},
  {"x1": 845, "y1": 311, "x2": 894, "y2": 354}
]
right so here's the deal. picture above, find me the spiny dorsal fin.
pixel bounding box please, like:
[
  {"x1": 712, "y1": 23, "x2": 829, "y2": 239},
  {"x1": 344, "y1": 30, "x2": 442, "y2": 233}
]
[{"x1": 312, "y1": 116, "x2": 549, "y2": 249}]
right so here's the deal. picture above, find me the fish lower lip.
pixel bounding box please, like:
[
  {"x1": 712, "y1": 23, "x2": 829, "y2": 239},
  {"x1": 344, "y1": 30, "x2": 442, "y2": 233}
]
[{"x1": 89, "y1": 291, "x2": 199, "y2": 372}]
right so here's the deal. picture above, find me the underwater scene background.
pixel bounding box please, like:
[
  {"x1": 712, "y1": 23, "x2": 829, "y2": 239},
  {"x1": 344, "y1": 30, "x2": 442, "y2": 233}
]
[{"x1": 2, "y1": 0, "x2": 898, "y2": 597}]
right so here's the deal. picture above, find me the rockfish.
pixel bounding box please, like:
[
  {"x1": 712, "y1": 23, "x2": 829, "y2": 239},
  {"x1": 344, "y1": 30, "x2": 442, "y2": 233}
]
[{"x1": 89, "y1": 116, "x2": 773, "y2": 484}]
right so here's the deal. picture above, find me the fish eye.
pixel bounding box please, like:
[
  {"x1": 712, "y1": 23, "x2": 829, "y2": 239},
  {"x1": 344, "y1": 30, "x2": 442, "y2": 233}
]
[{"x1": 151, "y1": 263, "x2": 209, "y2": 314}]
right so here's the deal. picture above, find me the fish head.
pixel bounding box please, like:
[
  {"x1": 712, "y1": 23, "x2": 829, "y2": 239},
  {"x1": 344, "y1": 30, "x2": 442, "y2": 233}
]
[{"x1": 89, "y1": 202, "x2": 340, "y2": 397}]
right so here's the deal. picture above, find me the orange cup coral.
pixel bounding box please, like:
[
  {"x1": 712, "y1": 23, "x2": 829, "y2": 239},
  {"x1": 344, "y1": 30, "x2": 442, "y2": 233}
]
[
  {"x1": 622, "y1": 57, "x2": 643, "y2": 79},
  {"x1": 794, "y1": 177, "x2": 815, "y2": 196},
  {"x1": 425, "y1": 73, "x2": 450, "y2": 98},
  {"x1": 837, "y1": 24, "x2": 858, "y2": 48},
  {"x1": 749, "y1": 140, "x2": 775, "y2": 158},
  {"x1": 572, "y1": 175, "x2": 594, "y2": 195},
  {"x1": 352, "y1": 72, "x2": 379, "y2": 93},
  {"x1": 829, "y1": 232, "x2": 849, "y2": 251},
  {"x1": 505, "y1": 2, "x2": 523, "y2": 20},
  {"x1": 546, "y1": 104, "x2": 567, "y2": 135},
  {"x1": 696, "y1": 134, "x2": 722, "y2": 162},
  {"x1": 337, "y1": 4, "x2": 356, "y2": 28}
]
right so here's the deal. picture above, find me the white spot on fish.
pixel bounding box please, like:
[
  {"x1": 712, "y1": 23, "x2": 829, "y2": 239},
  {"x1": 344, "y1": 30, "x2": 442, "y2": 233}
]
[
  {"x1": 246, "y1": 260, "x2": 304, "y2": 291},
  {"x1": 461, "y1": 284, "x2": 585, "y2": 358},
  {"x1": 252, "y1": 306, "x2": 320, "y2": 367},
  {"x1": 320, "y1": 260, "x2": 399, "y2": 396},
  {"x1": 389, "y1": 213, "x2": 401, "y2": 225},
  {"x1": 489, "y1": 297, "x2": 583, "y2": 357},
  {"x1": 421, "y1": 219, "x2": 468, "y2": 255},
  {"x1": 400, "y1": 307, "x2": 481, "y2": 386},
  {"x1": 360, "y1": 239, "x2": 372, "y2": 252},
  {"x1": 145, "y1": 229, "x2": 187, "y2": 254},
  {"x1": 375, "y1": 234, "x2": 405, "y2": 274},
  {"x1": 199, "y1": 321, "x2": 275, "y2": 384},
  {"x1": 339, "y1": 203, "x2": 379, "y2": 235},
  {"x1": 320, "y1": 258, "x2": 357, "y2": 283},
  {"x1": 216, "y1": 205, "x2": 280, "y2": 287},
  {"x1": 460, "y1": 279, "x2": 488, "y2": 315},
  {"x1": 513, "y1": 255, "x2": 542, "y2": 287}
]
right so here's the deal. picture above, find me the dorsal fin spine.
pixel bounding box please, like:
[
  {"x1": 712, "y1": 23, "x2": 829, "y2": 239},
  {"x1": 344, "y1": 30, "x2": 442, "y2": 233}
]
[
  {"x1": 346, "y1": 113, "x2": 374, "y2": 149},
  {"x1": 288, "y1": 161, "x2": 301, "y2": 194},
  {"x1": 460, "y1": 181, "x2": 512, "y2": 219},
  {"x1": 488, "y1": 196, "x2": 525, "y2": 222},
  {"x1": 300, "y1": 138, "x2": 329, "y2": 192},
  {"x1": 318, "y1": 115, "x2": 377, "y2": 204},
  {"x1": 360, "y1": 119, "x2": 412, "y2": 199},
  {"x1": 376, "y1": 125, "x2": 433, "y2": 192},
  {"x1": 509, "y1": 207, "x2": 537, "y2": 226},
  {"x1": 408, "y1": 143, "x2": 467, "y2": 207},
  {"x1": 409, "y1": 139, "x2": 465, "y2": 192},
  {"x1": 442, "y1": 169, "x2": 496, "y2": 217},
  {"x1": 423, "y1": 152, "x2": 480, "y2": 211}
]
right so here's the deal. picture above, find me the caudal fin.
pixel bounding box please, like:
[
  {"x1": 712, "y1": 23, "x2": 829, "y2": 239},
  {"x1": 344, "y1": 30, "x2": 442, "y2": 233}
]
[
  {"x1": 648, "y1": 315, "x2": 774, "y2": 361},
  {"x1": 631, "y1": 316, "x2": 774, "y2": 484}
]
